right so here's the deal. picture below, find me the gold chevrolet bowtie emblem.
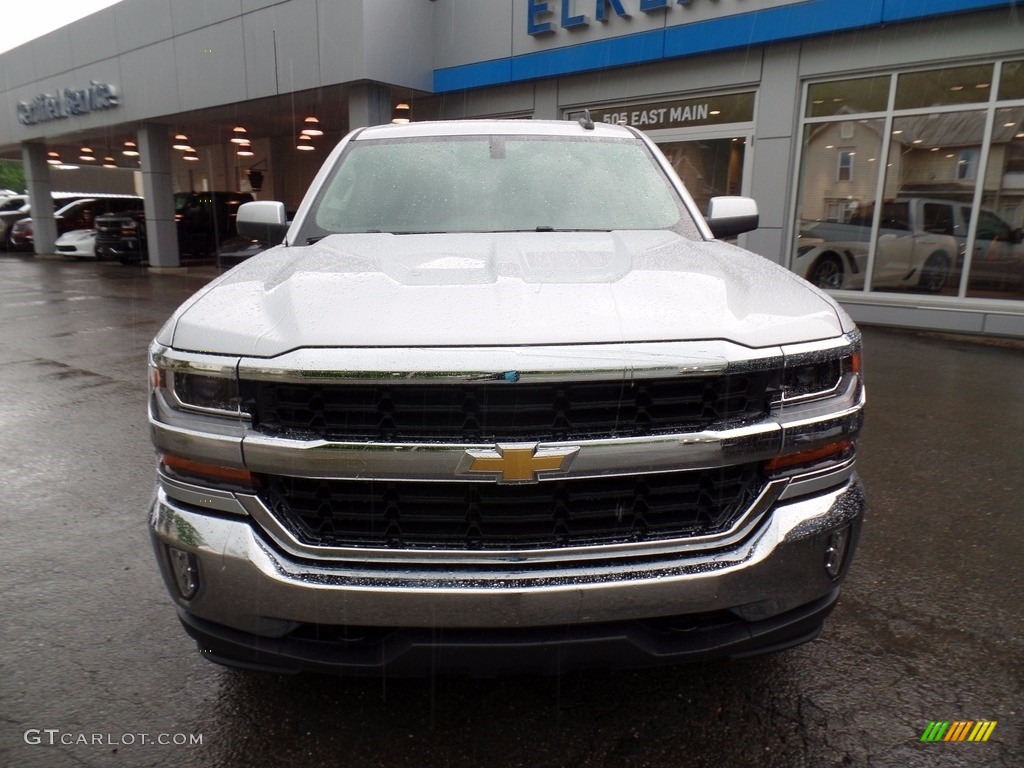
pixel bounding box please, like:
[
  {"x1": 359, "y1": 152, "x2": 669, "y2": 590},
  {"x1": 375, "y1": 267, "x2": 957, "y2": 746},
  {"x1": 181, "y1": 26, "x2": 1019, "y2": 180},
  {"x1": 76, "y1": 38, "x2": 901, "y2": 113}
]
[{"x1": 460, "y1": 444, "x2": 579, "y2": 484}]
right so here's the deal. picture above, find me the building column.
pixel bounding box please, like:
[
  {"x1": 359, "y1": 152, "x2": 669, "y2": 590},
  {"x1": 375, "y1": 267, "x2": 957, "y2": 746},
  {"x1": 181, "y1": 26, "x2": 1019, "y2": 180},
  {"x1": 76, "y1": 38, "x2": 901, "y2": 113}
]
[
  {"x1": 137, "y1": 123, "x2": 179, "y2": 269},
  {"x1": 533, "y1": 81, "x2": 559, "y2": 120},
  {"x1": 348, "y1": 83, "x2": 392, "y2": 129},
  {"x1": 746, "y1": 43, "x2": 801, "y2": 266},
  {"x1": 22, "y1": 142, "x2": 56, "y2": 255}
]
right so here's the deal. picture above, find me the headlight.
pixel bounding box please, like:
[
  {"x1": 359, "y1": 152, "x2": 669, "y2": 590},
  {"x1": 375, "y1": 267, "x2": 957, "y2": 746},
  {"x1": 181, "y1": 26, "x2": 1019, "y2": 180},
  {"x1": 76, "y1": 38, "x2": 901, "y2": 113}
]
[
  {"x1": 172, "y1": 371, "x2": 239, "y2": 412},
  {"x1": 149, "y1": 346, "x2": 245, "y2": 418},
  {"x1": 777, "y1": 348, "x2": 861, "y2": 404}
]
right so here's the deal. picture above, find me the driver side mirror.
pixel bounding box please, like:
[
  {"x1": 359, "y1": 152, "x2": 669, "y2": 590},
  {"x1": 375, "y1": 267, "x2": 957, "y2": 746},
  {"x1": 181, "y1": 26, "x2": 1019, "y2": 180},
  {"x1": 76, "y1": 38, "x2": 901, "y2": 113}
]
[
  {"x1": 237, "y1": 201, "x2": 289, "y2": 243},
  {"x1": 706, "y1": 196, "x2": 759, "y2": 239}
]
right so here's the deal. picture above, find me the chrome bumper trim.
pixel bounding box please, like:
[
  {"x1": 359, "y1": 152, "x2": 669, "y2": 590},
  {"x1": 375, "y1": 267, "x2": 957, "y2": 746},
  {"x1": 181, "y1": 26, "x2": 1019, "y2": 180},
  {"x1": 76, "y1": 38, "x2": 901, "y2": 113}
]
[
  {"x1": 237, "y1": 422, "x2": 782, "y2": 481},
  {"x1": 150, "y1": 477, "x2": 865, "y2": 633}
]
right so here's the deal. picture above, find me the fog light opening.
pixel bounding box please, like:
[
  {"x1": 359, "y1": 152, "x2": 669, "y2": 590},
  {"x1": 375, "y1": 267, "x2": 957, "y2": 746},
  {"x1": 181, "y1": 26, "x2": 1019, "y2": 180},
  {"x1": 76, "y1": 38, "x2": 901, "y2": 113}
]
[
  {"x1": 824, "y1": 527, "x2": 851, "y2": 580},
  {"x1": 167, "y1": 546, "x2": 200, "y2": 599}
]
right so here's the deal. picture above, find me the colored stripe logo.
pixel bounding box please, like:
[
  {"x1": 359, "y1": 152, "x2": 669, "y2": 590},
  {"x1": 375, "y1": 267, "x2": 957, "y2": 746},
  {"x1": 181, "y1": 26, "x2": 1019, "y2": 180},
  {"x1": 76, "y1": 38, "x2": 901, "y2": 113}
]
[{"x1": 921, "y1": 721, "x2": 997, "y2": 742}]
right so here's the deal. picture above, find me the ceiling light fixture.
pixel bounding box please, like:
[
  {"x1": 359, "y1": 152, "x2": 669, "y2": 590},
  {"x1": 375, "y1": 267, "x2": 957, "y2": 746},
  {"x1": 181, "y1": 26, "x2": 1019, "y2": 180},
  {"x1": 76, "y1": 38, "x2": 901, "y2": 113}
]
[
  {"x1": 183, "y1": 148, "x2": 199, "y2": 162},
  {"x1": 79, "y1": 147, "x2": 96, "y2": 162},
  {"x1": 47, "y1": 151, "x2": 62, "y2": 165},
  {"x1": 172, "y1": 133, "x2": 191, "y2": 150},
  {"x1": 236, "y1": 140, "x2": 254, "y2": 157},
  {"x1": 296, "y1": 134, "x2": 315, "y2": 151},
  {"x1": 392, "y1": 102, "x2": 411, "y2": 124},
  {"x1": 122, "y1": 141, "x2": 139, "y2": 156},
  {"x1": 301, "y1": 116, "x2": 323, "y2": 136},
  {"x1": 230, "y1": 126, "x2": 248, "y2": 143}
]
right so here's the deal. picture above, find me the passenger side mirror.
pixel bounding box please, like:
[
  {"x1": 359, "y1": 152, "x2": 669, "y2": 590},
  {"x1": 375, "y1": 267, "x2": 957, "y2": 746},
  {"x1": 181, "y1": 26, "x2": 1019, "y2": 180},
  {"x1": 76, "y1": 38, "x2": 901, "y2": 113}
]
[
  {"x1": 706, "y1": 196, "x2": 759, "y2": 239},
  {"x1": 237, "y1": 201, "x2": 289, "y2": 243}
]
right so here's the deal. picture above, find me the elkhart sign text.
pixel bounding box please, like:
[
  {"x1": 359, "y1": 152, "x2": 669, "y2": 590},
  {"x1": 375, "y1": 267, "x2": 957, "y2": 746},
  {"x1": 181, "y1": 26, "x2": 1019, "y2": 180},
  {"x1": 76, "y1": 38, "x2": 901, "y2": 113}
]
[
  {"x1": 528, "y1": 0, "x2": 739, "y2": 35},
  {"x1": 16, "y1": 81, "x2": 119, "y2": 126}
]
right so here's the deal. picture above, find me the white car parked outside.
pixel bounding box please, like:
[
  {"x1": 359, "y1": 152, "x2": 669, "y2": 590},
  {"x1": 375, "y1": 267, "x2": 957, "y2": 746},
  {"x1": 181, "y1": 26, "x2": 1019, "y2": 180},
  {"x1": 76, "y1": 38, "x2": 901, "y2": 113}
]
[{"x1": 55, "y1": 229, "x2": 97, "y2": 259}]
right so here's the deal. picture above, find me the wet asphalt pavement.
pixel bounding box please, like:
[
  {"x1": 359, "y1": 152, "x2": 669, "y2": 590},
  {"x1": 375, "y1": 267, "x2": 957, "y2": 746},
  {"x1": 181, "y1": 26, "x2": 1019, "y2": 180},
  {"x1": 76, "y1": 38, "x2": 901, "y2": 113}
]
[{"x1": 1, "y1": 255, "x2": 1021, "y2": 768}]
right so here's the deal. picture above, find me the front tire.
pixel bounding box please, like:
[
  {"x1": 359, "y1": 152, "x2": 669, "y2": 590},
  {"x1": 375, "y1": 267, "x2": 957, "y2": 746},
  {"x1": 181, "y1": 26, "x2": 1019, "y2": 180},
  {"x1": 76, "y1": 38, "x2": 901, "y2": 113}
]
[{"x1": 918, "y1": 252, "x2": 950, "y2": 293}]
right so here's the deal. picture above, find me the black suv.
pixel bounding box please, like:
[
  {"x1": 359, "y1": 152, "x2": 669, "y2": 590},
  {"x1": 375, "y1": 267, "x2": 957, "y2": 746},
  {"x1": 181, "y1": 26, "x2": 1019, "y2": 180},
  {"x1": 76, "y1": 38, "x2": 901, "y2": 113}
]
[{"x1": 95, "y1": 191, "x2": 254, "y2": 264}]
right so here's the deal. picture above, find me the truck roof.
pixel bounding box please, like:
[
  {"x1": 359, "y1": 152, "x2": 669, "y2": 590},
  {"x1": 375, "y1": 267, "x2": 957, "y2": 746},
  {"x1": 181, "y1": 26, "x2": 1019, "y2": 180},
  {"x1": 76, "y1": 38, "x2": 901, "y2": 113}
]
[{"x1": 353, "y1": 118, "x2": 634, "y2": 141}]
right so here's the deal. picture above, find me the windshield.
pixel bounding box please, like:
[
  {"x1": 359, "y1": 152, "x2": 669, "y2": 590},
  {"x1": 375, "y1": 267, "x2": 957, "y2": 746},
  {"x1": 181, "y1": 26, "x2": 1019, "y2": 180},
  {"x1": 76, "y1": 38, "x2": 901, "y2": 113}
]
[
  {"x1": 0, "y1": 197, "x2": 27, "y2": 213},
  {"x1": 299, "y1": 134, "x2": 699, "y2": 240},
  {"x1": 54, "y1": 199, "x2": 95, "y2": 217}
]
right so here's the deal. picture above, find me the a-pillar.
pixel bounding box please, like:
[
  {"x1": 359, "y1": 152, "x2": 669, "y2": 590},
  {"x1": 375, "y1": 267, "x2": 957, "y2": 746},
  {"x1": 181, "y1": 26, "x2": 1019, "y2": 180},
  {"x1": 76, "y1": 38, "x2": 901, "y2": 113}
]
[
  {"x1": 22, "y1": 142, "x2": 56, "y2": 256},
  {"x1": 348, "y1": 83, "x2": 392, "y2": 129},
  {"x1": 137, "y1": 123, "x2": 180, "y2": 269}
]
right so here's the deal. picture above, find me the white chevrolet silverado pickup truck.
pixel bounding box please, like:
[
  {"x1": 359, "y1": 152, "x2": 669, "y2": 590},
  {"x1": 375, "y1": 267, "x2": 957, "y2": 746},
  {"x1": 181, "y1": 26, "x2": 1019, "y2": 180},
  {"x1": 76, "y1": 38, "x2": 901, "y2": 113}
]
[{"x1": 148, "y1": 118, "x2": 865, "y2": 675}]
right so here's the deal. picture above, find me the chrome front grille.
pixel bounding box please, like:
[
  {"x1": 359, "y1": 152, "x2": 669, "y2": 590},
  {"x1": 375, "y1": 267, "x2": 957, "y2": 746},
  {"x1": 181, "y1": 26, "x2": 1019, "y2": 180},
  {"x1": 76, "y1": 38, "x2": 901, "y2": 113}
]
[
  {"x1": 258, "y1": 464, "x2": 766, "y2": 551},
  {"x1": 241, "y1": 372, "x2": 775, "y2": 443}
]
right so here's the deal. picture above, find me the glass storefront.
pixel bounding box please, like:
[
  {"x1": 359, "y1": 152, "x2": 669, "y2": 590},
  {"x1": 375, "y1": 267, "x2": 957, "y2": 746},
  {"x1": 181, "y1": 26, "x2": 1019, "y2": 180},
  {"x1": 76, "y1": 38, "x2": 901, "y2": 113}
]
[
  {"x1": 568, "y1": 92, "x2": 755, "y2": 222},
  {"x1": 793, "y1": 60, "x2": 1024, "y2": 303},
  {"x1": 658, "y1": 137, "x2": 746, "y2": 215}
]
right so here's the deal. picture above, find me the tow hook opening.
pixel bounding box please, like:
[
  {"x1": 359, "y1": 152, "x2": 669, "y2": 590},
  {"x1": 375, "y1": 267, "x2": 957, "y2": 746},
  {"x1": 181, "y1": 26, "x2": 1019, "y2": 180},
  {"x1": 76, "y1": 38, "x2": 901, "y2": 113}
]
[
  {"x1": 167, "y1": 546, "x2": 200, "y2": 599},
  {"x1": 824, "y1": 526, "x2": 851, "y2": 580}
]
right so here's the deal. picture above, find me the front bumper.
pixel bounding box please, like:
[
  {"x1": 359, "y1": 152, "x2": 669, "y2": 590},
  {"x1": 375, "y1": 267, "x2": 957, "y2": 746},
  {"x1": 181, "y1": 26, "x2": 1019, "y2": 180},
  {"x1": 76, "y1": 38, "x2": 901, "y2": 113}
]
[
  {"x1": 150, "y1": 475, "x2": 864, "y2": 674},
  {"x1": 95, "y1": 239, "x2": 142, "y2": 261}
]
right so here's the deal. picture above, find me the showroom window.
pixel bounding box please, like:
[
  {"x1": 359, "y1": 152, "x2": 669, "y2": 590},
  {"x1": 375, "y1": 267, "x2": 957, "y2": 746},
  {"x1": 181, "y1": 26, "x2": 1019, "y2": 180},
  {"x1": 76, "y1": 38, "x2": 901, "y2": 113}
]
[{"x1": 793, "y1": 61, "x2": 1024, "y2": 303}]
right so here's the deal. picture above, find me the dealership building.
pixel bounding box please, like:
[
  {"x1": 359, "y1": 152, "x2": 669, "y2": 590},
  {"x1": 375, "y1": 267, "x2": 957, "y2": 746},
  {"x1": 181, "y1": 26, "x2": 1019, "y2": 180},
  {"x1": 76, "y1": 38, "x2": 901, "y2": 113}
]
[{"x1": 1, "y1": 0, "x2": 1022, "y2": 336}]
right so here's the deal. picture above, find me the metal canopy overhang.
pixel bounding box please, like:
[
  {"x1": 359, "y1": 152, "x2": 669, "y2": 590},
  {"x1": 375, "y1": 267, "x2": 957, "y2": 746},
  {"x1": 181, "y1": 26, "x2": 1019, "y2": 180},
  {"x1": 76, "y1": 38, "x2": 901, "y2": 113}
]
[{"x1": 0, "y1": 82, "x2": 428, "y2": 163}]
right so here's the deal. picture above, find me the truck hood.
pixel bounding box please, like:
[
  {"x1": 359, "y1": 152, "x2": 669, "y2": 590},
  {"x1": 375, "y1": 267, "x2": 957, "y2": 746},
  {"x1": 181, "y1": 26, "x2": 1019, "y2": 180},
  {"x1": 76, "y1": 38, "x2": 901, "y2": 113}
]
[{"x1": 168, "y1": 231, "x2": 845, "y2": 356}]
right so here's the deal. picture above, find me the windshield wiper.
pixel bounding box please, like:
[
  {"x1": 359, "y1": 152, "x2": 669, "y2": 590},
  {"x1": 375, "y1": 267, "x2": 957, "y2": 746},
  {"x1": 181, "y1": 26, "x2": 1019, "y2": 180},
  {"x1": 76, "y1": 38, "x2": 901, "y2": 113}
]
[
  {"x1": 532, "y1": 227, "x2": 612, "y2": 232},
  {"x1": 307, "y1": 230, "x2": 390, "y2": 243}
]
